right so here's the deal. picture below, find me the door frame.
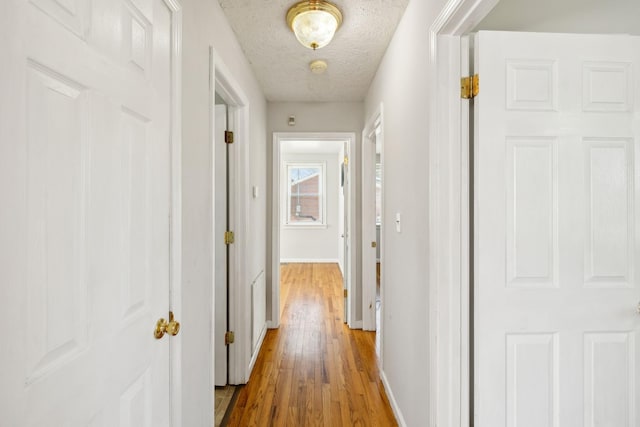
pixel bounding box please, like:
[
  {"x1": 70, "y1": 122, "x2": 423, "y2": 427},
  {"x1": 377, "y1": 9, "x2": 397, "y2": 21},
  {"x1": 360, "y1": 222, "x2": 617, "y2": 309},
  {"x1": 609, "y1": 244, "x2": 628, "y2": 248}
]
[
  {"x1": 166, "y1": 0, "x2": 183, "y2": 424},
  {"x1": 428, "y1": 0, "x2": 499, "y2": 426},
  {"x1": 209, "y1": 48, "x2": 251, "y2": 384},
  {"x1": 362, "y1": 105, "x2": 384, "y2": 333},
  {"x1": 270, "y1": 132, "x2": 357, "y2": 328}
]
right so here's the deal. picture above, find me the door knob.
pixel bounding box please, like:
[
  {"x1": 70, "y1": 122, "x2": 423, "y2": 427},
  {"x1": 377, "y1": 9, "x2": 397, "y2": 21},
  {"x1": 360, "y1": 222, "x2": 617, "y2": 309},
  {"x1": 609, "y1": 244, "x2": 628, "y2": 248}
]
[{"x1": 154, "y1": 311, "x2": 180, "y2": 339}]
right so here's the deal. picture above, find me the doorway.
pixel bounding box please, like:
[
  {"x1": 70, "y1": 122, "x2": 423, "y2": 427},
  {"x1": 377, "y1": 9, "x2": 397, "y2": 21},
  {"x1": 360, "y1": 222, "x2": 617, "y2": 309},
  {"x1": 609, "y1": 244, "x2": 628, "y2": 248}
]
[
  {"x1": 471, "y1": 30, "x2": 640, "y2": 426},
  {"x1": 429, "y1": 1, "x2": 640, "y2": 425},
  {"x1": 210, "y1": 48, "x2": 256, "y2": 387},
  {"x1": 362, "y1": 108, "x2": 384, "y2": 354},
  {"x1": 214, "y1": 94, "x2": 231, "y2": 386},
  {"x1": 271, "y1": 133, "x2": 357, "y2": 328}
]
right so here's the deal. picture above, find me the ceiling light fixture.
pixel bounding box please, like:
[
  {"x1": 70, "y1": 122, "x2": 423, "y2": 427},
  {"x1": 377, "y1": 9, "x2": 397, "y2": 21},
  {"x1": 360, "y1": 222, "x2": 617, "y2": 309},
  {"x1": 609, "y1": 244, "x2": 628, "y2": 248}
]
[
  {"x1": 286, "y1": 1, "x2": 343, "y2": 50},
  {"x1": 309, "y1": 59, "x2": 328, "y2": 74}
]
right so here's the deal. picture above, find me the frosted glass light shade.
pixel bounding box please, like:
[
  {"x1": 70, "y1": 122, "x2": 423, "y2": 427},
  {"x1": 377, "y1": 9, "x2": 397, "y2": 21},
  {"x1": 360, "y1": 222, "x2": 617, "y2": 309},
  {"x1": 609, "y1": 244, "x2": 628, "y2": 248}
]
[{"x1": 286, "y1": 1, "x2": 342, "y2": 50}]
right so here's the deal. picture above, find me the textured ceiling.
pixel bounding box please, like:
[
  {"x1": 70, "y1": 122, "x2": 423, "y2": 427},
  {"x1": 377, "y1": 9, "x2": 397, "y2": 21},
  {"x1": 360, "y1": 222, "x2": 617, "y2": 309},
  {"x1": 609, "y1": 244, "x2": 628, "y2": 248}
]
[{"x1": 218, "y1": 0, "x2": 409, "y2": 102}]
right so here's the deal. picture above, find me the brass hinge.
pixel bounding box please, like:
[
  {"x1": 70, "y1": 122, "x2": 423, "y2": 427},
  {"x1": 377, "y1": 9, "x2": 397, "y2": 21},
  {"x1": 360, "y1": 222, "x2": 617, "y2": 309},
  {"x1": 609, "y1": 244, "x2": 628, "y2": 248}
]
[
  {"x1": 343, "y1": 289, "x2": 348, "y2": 298},
  {"x1": 224, "y1": 130, "x2": 234, "y2": 144},
  {"x1": 461, "y1": 74, "x2": 479, "y2": 99},
  {"x1": 344, "y1": 156, "x2": 349, "y2": 166},
  {"x1": 224, "y1": 230, "x2": 235, "y2": 245},
  {"x1": 225, "y1": 331, "x2": 235, "y2": 345},
  {"x1": 371, "y1": 241, "x2": 377, "y2": 248}
]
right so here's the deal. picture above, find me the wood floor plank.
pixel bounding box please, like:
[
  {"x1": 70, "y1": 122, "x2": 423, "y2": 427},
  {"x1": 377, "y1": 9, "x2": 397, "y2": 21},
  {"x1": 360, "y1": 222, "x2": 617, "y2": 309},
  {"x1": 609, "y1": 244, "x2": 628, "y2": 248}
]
[{"x1": 225, "y1": 263, "x2": 397, "y2": 426}]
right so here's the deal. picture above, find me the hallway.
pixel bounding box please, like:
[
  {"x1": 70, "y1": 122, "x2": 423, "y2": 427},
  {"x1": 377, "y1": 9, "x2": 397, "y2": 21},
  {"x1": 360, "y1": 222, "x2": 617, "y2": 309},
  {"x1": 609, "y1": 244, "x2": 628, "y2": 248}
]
[{"x1": 226, "y1": 263, "x2": 397, "y2": 426}]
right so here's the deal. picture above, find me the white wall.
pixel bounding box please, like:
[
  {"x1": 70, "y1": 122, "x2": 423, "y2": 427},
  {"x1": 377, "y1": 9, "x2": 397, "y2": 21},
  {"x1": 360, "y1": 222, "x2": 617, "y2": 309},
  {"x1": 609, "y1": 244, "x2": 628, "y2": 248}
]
[
  {"x1": 476, "y1": 0, "x2": 640, "y2": 35},
  {"x1": 181, "y1": 0, "x2": 267, "y2": 424},
  {"x1": 363, "y1": 0, "x2": 448, "y2": 425},
  {"x1": 280, "y1": 152, "x2": 340, "y2": 262},
  {"x1": 266, "y1": 102, "x2": 364, "y2": 321}
]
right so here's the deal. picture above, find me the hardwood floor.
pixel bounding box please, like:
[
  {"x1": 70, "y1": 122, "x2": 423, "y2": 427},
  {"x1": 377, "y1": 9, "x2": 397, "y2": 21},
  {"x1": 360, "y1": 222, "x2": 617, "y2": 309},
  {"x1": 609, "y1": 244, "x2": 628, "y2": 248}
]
[{"x1": 226, "y1": 263, "x2": 397, "y2": 426}]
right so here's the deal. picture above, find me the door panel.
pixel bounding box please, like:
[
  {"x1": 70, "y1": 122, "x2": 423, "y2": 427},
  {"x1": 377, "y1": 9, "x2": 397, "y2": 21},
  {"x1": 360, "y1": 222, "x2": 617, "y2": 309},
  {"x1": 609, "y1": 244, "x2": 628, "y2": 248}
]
[
  {"x1": 584, "y1": 139, "x2": 632, "y2": 284},
  {"x1": 25, "y1": 62, "x2": 89, "y2": 384},
  {"x1": 583, "y1": 332, "x2": 634, "y2": 427},
  {"x1": 474, "y1": 31, "x2": 640, "y2": 427},
  {"x1": 1, "y1": 0, "x2": 177, "y2": 425}
]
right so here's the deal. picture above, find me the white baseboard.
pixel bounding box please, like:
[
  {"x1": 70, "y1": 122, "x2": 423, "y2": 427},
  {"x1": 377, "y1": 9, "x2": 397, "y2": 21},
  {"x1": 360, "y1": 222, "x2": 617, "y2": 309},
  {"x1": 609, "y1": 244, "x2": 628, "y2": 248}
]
[
  {"x1": 280, "y1": 258, "x2": 339, "y2": 264},
  {"x1": 349, "y1": 320, "x2": 363, "y2": 329},
  {"x1": 380, "y1": 370, "x2": 407, "y2": 427}
]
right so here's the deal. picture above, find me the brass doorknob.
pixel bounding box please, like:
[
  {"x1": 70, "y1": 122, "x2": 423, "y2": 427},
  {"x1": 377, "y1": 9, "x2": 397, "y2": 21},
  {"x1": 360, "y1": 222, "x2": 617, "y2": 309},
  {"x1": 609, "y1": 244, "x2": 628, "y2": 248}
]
[{"x1": 154, "y1": 311, "x2": 180, "y2": 339}]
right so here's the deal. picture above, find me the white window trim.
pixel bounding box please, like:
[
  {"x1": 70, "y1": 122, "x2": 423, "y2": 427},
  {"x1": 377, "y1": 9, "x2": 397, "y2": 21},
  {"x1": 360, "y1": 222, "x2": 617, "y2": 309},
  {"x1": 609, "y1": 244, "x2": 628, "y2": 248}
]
[{"x1": 284, "y1": 161, "x2": 327, "y2": 227}]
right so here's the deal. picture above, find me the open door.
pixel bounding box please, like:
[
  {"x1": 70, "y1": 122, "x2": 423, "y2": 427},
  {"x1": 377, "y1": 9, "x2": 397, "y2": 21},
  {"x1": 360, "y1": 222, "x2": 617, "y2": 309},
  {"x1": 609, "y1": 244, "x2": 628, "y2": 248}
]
[
  {"x1": 474, "y1": 31, "x2": 640, "y2": 426},
  {"x1": 214, "y1": 102, "x2": 230, "y2": 386},
  {"x1": 362, "y1": 125, "x2": 380, "y2": 331},
  {"x1": 1, "y1": 0, "x2": 181, "y2": 425},
  {"x1": 343, "y1": 141, "x2": 350, "y2": 322}
]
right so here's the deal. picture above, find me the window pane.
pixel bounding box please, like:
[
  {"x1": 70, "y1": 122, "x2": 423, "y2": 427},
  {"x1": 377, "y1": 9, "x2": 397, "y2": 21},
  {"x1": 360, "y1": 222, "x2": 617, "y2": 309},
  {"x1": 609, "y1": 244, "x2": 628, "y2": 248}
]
[{"x1": 289, "y1": 166, "x2": 321, "y2": 223}]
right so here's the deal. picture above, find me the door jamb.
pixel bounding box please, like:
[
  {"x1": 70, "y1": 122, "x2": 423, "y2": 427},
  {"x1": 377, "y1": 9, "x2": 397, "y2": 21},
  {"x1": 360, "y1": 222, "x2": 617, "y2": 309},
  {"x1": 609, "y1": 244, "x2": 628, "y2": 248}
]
[
  {"x1": 166, "y1": 0, "x2": 183, "y2": 424},
  {"x1": 210, "y1": 48, "x2": 251, "y2": 384},
  {"x1": 362, "y1": 105, "x2": 384, "y2": 334},
  {"x1": 428, "y1": 1, "x2": 499, "y2": 426},
  {"x1": 271, "y1": 132, "x2": 357, "y2": 329}
]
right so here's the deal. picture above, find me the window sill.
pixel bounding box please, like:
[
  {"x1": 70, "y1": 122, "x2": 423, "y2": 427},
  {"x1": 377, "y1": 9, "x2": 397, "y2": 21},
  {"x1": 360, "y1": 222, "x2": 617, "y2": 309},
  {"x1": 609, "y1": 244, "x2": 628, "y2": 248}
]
[{"x1": 283, "y1": 224, "x2": 328, "y2": 230}]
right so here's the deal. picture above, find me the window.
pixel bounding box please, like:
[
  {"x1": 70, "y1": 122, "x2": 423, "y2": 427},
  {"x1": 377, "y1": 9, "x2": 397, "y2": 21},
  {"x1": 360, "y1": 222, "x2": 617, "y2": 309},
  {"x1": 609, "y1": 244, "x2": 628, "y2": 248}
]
[{"x1": 286, "y1": 162, "x2": 325, "y2": 226}]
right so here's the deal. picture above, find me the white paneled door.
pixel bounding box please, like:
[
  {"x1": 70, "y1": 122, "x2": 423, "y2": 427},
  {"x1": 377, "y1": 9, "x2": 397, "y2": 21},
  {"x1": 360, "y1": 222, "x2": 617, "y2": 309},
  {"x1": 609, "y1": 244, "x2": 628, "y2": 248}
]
[
  {"x1": 362, "y1": 129, "x2": 377, "y2": 331},
  {"x1": 1, "y1": 0, "x2": 180, "y2": 426},
  {"x1": 474, "y1": 31, "x2": 640, "y2": 427}
]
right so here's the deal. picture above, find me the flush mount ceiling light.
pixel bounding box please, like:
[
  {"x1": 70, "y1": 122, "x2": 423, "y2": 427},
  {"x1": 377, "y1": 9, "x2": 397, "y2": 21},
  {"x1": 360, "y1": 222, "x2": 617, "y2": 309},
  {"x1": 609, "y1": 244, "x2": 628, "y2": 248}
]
[
  {"x1": 286, "y1": 1, "x2": 343, "y2": 50},
  {"x1": 309, "y1": 59, "x2": 328, "y2": 74}
]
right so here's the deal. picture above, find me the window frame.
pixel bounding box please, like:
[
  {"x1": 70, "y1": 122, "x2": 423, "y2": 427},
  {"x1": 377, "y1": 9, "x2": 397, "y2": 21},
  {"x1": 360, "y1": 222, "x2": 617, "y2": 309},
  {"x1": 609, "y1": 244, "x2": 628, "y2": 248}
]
[{"x1": 284, "y1": 161, "x2": 327, "y2": 228}]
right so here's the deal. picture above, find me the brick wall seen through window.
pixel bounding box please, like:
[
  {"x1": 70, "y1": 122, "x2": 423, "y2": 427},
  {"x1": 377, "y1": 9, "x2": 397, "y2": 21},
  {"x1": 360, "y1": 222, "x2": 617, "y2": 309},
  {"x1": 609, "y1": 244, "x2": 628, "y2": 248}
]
[{"x1": 287, "y1": 164, "x2": 324, "y2": 225}]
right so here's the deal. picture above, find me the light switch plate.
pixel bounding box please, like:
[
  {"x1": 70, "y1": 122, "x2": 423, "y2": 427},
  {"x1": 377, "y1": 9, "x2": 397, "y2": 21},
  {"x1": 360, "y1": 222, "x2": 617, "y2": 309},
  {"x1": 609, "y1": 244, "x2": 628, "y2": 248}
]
[{"x1": 395, "y1": 212, "x2": 401, "y2": 233}]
